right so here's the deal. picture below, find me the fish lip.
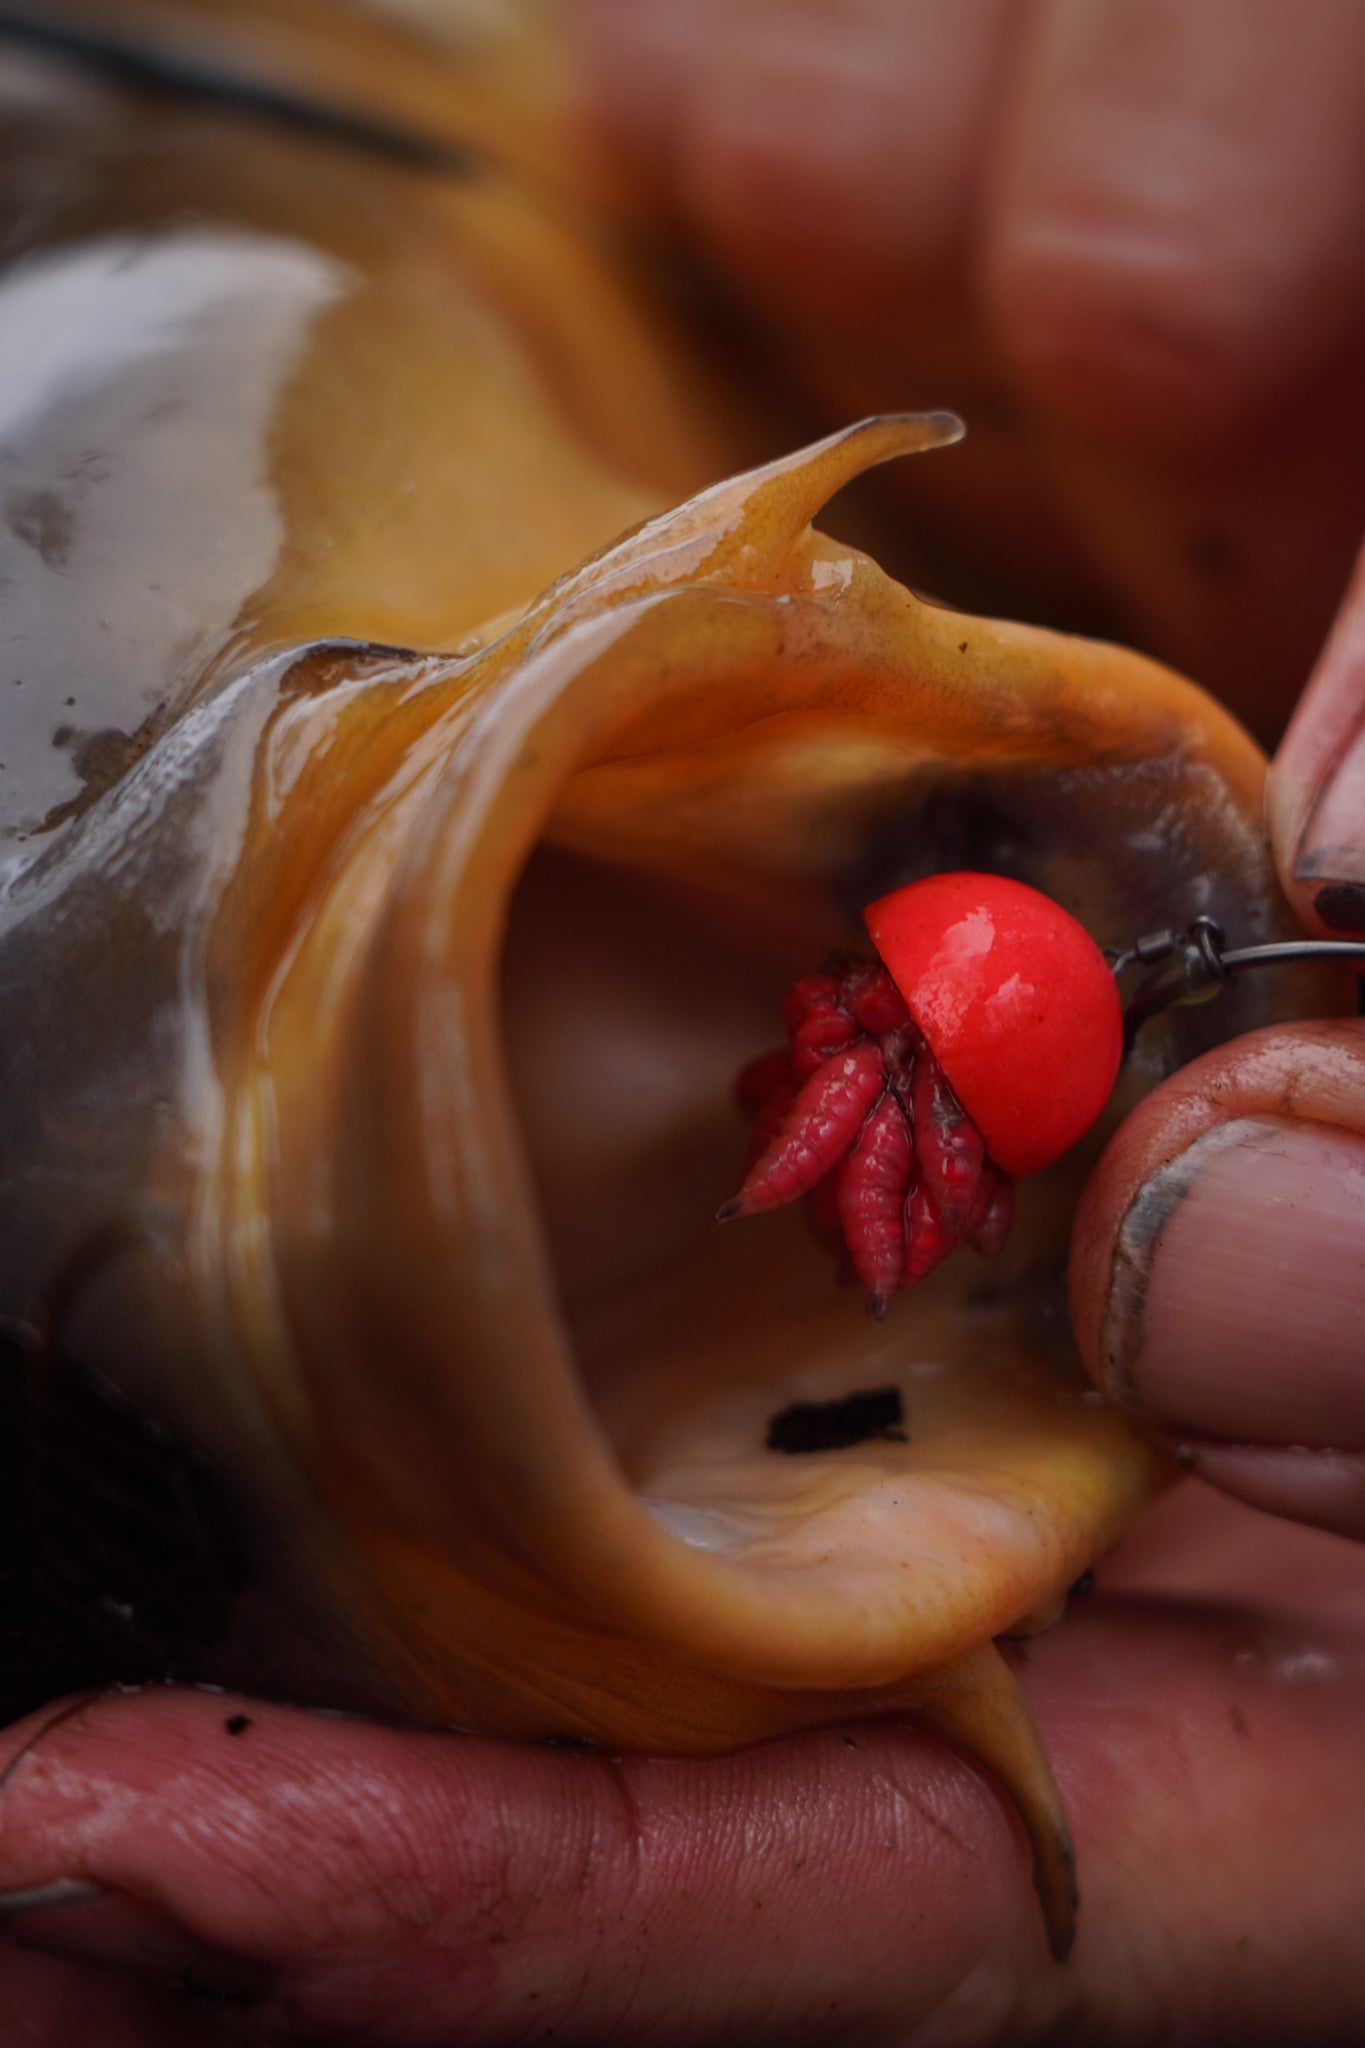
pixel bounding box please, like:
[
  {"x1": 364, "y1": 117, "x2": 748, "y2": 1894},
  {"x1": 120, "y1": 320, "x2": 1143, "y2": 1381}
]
[
  {"x1": 220, "y1": 422, "x2": 1302, "y2": 1722},
  {"x1": 251, "y1": 630, "x2": 1161, "y2": 1704}
]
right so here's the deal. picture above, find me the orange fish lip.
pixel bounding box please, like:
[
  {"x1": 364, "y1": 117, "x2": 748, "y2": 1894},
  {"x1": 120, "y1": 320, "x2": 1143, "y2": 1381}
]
[{"x1": 222, "y1": 418, "x2": 1316, "y2": 1742}]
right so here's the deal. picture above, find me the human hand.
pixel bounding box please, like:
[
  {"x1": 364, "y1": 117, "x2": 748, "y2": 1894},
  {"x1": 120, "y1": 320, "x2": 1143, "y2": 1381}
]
[
  {"x1": 1, "y1": 1518, "x2": 1364, "y2": 2048},
  {"x1": 573, "y1": 0, "x2": 1365, "y2": 745}
]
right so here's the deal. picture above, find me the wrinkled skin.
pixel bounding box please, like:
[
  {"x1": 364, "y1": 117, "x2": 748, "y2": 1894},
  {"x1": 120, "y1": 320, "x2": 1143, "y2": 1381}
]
[
  {"x1": 5, "y1": 1493, "x2": 1365, "y2": 2044},
  {"x1": 3, "y1": 4, "x2": 1365, "y2": 2044},
  {"x1": 571, "y1": 0, "x2": 1365, "y2": 750}
]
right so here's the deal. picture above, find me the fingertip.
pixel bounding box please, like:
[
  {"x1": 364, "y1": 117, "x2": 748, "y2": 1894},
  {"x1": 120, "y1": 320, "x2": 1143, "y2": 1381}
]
[
  {"x1": 1271, "y1": 534, "x2": 1365, "y2": 933},
  {"x1": 1072, "y1": 1025, "x2": 1365, "y2": 1525},
  {"x1": 0, "y1": 1690, "x2": 1053, "y2": 2045}
]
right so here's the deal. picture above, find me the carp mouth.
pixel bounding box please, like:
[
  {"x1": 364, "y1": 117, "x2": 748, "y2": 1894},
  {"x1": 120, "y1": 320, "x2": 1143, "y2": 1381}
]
[
  {"x1": 480, "y1": 660, "x2": 1288, "y2": 1683},
  {"x1": 217, "y1": 423, "x2": 1319, "y2": 1727},
  {"x1": 500, "y1": 835, "x2": 1116, "y2": 1583}
]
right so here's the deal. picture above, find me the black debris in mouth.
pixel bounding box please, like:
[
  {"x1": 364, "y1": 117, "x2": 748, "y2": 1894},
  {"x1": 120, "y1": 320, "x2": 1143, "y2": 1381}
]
[{"x1": 765, "y1": 1385, "x2": 907, "y2": 1455}]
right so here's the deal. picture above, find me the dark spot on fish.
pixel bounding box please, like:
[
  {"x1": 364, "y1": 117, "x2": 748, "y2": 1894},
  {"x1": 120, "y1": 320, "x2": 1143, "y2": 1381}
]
[
  {"x1": 1313, "y1": 881, "x2": 1365, "y2": 933},
  {"x1": 766, "y1": 1385, "x2": 906, "y2": 1454},
  {"x1": 51, "y1": 725, "x2": 74, "y2": 748},
  {"x1": 958, "y1": 641, "x2": 968, "y2": 653},
  {"x1": 278, "y1": 640, "x2": 415, "y2": 701},
  {"x1": 39, "y1": 703, "x2": 166, "y2": 830},
  {"x1": 8, "y1": 488, "x2": 75, "y2": 568},
  {"x1": 225, "y1": 1714, "x2": 252, "y2": 1736}
]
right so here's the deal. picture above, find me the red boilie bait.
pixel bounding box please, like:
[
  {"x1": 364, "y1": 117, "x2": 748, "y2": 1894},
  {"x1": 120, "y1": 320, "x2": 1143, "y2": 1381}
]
[{"x1": 720, "y1": 872, "x2": 1124, "y2": 1317}]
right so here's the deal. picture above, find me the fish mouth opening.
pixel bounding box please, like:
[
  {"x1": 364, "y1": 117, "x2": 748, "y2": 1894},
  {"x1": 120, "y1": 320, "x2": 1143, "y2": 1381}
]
[
  {"x1": 319, "y1": 515, "x2": 1296, "y2": 1698},
  {"x1": 345, "y1": 499, "x2": 1280, "y2": 1688},
  {"x1": 475, "y1": 592, "x2": 1287, "y2": 1681},
  {"x1": 498, "y1": 824, "x2": 1116, "y2": 1594}
]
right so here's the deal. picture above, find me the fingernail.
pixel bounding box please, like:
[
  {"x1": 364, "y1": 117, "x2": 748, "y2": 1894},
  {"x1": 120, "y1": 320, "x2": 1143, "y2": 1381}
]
[
  {"x1": 0, "y1": 1880, "x2": 270, "y2": 2006},
  {"x1": 1294, "y1": 716, "x2": 1365, "y2": 913},
  {"x1": 1102, "y1": 1116, "x2": 1365, "y2": 1446}
]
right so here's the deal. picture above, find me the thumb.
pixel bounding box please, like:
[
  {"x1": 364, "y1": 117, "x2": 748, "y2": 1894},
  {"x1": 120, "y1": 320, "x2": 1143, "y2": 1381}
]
[
  {"x1": 1070, "y1": 1021, "x2": 1365, "y2": 1539},
  {"x1": 1269, "y1": 532, "x2": 1365, "y2": 935}
]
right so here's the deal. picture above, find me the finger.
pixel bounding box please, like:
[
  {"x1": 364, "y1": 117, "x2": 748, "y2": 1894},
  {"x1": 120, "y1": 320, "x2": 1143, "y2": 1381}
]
[
  {"x1": 571, "y1": 0, "x2": 1020, "y2": 322},
  {"x1": 0, "y1": 1688, "x2": 1037, "y2": 2045},
  {"x1": 1268, "y1": 535, "x2": 1365, "y2": 935},
  {"x1": 1071, "y1": 1020, "x2": 1365, "y2": 1538},
  {"x1": 4, "y1": 1533, "x2": 1365, "y2": 2048},
  {"x1": 569, "y1": 0, "x2": 1365, "y2": 733},
  {"x1": 982, "y1": 0, "x2": 1365, "y2": 736},
  {"x1": 567, "y1": 0, "x2": 1099, "y2": 635},
  {"x1": 986, "y1": 0, "x2": 1365, "y2": 448}
]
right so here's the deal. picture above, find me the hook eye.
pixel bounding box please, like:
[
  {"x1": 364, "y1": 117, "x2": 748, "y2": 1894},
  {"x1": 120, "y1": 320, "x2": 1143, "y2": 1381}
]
[{"x1": 1114, "y1": 916, "x2": 1365, "y2": 1043}]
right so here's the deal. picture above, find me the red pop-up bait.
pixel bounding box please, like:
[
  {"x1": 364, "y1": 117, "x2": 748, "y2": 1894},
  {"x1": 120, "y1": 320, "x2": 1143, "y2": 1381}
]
[{"x1": 720, "y1": 872, "x2": 1123, "y2": 1317}]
